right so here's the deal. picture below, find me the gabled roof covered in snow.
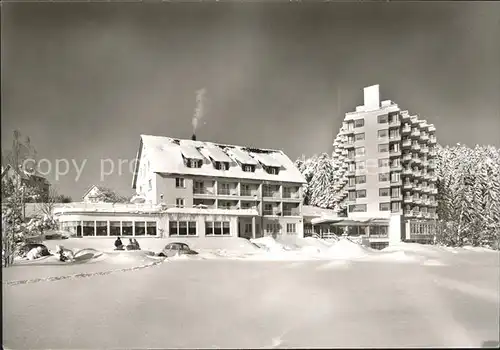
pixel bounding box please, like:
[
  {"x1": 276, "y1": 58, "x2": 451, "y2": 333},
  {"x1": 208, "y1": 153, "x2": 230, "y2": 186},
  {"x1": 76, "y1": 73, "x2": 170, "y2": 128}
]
[{"x1": 132, "y1": 135, "x2": 306, "y2": 188}]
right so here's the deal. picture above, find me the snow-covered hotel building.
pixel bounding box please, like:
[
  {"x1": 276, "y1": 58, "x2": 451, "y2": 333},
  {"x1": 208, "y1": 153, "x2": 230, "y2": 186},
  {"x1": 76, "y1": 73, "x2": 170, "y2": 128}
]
[
  {"x1": 54, "y1": 135, "x2": 307, "y2": 240},
  {"x1": 327, "y1": 84, "x2": 438, "y2": 248}
]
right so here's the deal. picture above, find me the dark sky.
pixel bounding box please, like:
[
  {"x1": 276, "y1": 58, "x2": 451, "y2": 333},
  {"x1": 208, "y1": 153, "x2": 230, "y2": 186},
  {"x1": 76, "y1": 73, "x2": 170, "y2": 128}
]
[{"x1": 2, "y1": 2, "x2": 500, "y2": 199}]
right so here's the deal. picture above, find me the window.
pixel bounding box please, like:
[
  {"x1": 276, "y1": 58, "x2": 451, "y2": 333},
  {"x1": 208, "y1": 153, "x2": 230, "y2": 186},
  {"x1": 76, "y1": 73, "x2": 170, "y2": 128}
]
[
  {"x1": 122, "y1": 221, "x2": 133, "y2": 236},
  {"x1": 355, "y1": 133, "x2": 365, "y2": 141},
  {"x1": 354, "y1": 119, "x2": 365, "y2": 128},
  {"x1": 356, "y1": 190, "x2": 366, "y2": 198},
  {"x1": 148, "y1": 179, "x2": 152, "y2": 191},
  {"x1": 355, "y1": 147, "x2": 365, "y2": 156},
  {"x1": 378, "y1": 115, "x2": 388, "y2": 124},
  {"x1": 110, "y1": 221, "x2": 121, "y2": 236},
  {"x1": 379, "y1": 202, "x2": 390, "y2": 211},
  {"x1": 176, "y1": 198, "x2": 184, "y2": 208},
  {"x1": 378, "y1": 158, "x2": 389, "y2": 168},
  {"x1": 389, "y1": 129, "x2": 400, "y2": 139},
  {"x1": 379, "y1": 172, "x2": 390, "y2": 182},
  {"x1": 194, "y1": 181, "x2": 204, "y2": 194},
  {"x1": 243, "y1": 165, "x2": 255, "y2": 172},
  {"x1": 371, "y1": 226, "x2": 388, "y2": 237},
  {"x1": 391, "y1": 173, "x2": 401, "y2": 183},
  {"x1": 95, "y1": 221, "x2": 107, "y2": 236},
  {"x1": 355, "y1": 175, "x2": 366, "y2": 184},
  {"x1": 348, "y1": 150, "x2": 355, "y2": 159},
  {"x1": 82, "y1": 221, "x2": 95, "y2": 236},
  {"x1": 187, "y1": 159, "x2": 202, "y2": 168},
  {"x1": 378, "y1": 129, "x2": 388, "y2": 139},
  {"x1": 391, "y1": 203, "x2": 400, "y2": 213},
  {"x1": 146, "y1": 222, "x2": 157, "y2": 236},
  {"x1": 244, "y1": 223, "x2": 252, "y2": 234},
  {"x1": 378, "y1": 143, "x2": 389, "y2": 153},
  {"x1": 215, "y1": 161, "x2": 229, "y2": 171},
  {"x1": 175, "y1": 178, "x2": 185, "y2": 188},
  {"x1": 348, "y1": 177, "x2": 356, "y2": 187},
  {"x1": 134, "y1": 221, "x2": 146, "y2": 236},
  {"x1": 349, "y1": 204, "x2": 367, "y2": 212},
  {"x1": 356, "y1": 161, "x2": 365, "y2": 171},
  {"x1": 391, "y1": 187, "x2": 401, "y2": 198},
  {"x1": 265, "y1": 166, "x2": 279, "y2": 175},
  {"x1": 379, "y1": 188, "x2": 390, "y2": 197},
  {"x1": 348, "y1": 163, "x2": 356, "y2": 172},
  {"x1": 348, "y1": 191, "x2": 356, "y2": 200},
  {"x1": 286, "y1": 223, "x2": 296, "y2": 233},
  {"x1": 205, "y1": 221, "x2": 230, "y2": 236}
]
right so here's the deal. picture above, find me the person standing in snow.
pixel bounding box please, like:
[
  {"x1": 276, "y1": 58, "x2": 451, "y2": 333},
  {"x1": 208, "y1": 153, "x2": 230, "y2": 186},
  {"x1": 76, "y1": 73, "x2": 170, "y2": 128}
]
[
  {"x1": 132, "y1": 238, "x2": 140, "y2": 250},
  {"x1": 114, "y1": 236, "x2": 124, "y2": 250}
]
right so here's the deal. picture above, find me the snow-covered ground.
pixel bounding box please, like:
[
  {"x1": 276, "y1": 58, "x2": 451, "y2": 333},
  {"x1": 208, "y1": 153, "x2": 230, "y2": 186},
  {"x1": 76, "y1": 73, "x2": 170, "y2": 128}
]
[{"x1": 3, "y1": 237, "x2": 499, "y2": 348}]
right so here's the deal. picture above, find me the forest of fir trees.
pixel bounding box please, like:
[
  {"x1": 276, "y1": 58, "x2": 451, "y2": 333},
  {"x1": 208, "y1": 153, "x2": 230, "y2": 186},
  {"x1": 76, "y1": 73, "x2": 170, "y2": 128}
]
[{"x1": 294, "y1": 144, "x2": 500, "y2": 249}]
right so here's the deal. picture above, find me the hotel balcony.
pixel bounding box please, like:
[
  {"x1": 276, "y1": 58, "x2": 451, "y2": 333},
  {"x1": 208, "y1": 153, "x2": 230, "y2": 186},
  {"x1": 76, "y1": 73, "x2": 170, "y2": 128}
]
[
  {"x1": 401, "y1": 112, "x2": 411, "y2": 120},
  {"x1": 413, "y1": 185, "x2": 423, "y2": 192},
  {"x1": 413, "y1": 170, "x2": 422, "y2": 178},
  {"x1": 413, "y1": 198, "x2": 422, "y2": 205},
  {"x1": 390, "y1": 163, "x2": 403, "y2": 171},
  {"x1": 416, "y1": 212, "x2": 424, "y2": 219},
  {"x1": 218, "y1": 188, "x2": 239, "y2": 197},
  {"x1": 420, "y1": 134, "x2": 429, "y2": 142},
  {"x1": 282, "y1": 208, "x2": 301, "y2": 217},
  {"x1": 421, "y1": 160, "x2": 429, "y2": 167},
  {"x1": 389, "y1": 118, "x2": 401, "y2": 128},
  {"x1": 403, "y1": 182, "x2": 413, "y2": 190},
  {"x1": 428, "y1": 149, "x2": 437, "y2": 157},
  {"x1": 263, "y1": 208, "x2": 282, "y2": 216},
  {"x1": 428, "y1": 200, "x2": 438, "y2": 207},
  {"x1": 404, "y1": 211, "x2": 415, "y2": 218},
  {"x1": 429, "y1": 188, "x2": 438, "y2": 195},
  {"x1": 390, "y1": 178, "x2": 403, "y2": 186},
  {"x1": 402, "y1": 153, "x2": 412, "y2": 162},
  {"x1": 263, "y1": 191, "x2": 281, "y2": 199},
  {"x1": 193, "y1": 188, "x2": 216, "y2": 196},
  {"x1": 344, "y1": 142, "x2": 355, "y2": 149},
  {"x1": 389, "y1": 148, "x2": 402, "y2": 157},
  {"x1": 282, "y1": 191, "x2": 301, "y2": 201},
  {"x1": 411, "y1": 143, "x2": 420, "y2": 151},
  {"x1": 343, "y1": 129, "x2": 355, "y2": 135},
  {"x1": 428, "y1": 125, "x2": 436, "y2": 132},
  {"x1": 402, "y1": 139, "x2": 412, "y2": 148},
  {"x1": 428, "y1": 161, "x2": 436, "y2": 169},
  {"x1": 402, "y1": 167, "x2": 413, "y2": 176},
  {"x1": 240, "y1": 189, "x2": 259, "y2": 198},
  {"x1": 429, "y1": 175, "x2": 438, "y2": 182},
  {"x1": 412, "y1": 158, "x2": 421, "y2": 165},
  {"x1": 429, "y1": 136, "x2": 437, "y2": 144},
  {"x1": 389, "y1": 133, "x2": 402, "y2": 142},
  {"x1": 410, "y1": 130, "x2": 421, "y2": 138},
  {"x1": 391, "y1": 194, "x2": 403, "y2": 202},
  {"x1": 402, "y1": 125, "x2": 412, "y2": 134},
  {"x1": 404, "y1": 196, "x2": 413, "y2": 203},
  {"x1": 420, "y1": 146, "x2": 429, "y2": 153}
]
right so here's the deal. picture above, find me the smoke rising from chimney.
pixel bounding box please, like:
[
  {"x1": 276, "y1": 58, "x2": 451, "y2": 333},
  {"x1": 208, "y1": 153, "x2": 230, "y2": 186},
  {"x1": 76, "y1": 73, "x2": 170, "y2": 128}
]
[{"x1": 192, "y1": 88, "x2": 207, "y2": 135}]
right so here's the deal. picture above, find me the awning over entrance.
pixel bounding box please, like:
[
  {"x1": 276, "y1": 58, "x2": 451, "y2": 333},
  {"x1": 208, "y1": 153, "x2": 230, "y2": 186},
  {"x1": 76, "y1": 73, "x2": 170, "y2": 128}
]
[{"x1": 311, "y1": 217, "x2": 390, "y2": 225}]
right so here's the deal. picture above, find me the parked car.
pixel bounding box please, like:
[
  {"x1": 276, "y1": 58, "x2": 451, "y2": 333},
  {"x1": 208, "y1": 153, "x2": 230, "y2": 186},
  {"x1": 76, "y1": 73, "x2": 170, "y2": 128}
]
[
  {"x1": 18, "y1": 243, "x2": 51, "y2": 258},
  {"x1": 158, "y1": 242, "x2": 198, "y2": 258}
]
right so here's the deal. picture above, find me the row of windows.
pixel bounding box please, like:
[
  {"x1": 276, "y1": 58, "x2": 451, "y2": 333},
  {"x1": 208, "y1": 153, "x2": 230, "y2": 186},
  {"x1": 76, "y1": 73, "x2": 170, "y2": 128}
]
[
  {"x1": 309, "y1": 224, "x2": 389, "y2": 238},
  {"x1": 349, "y1": 188, "x2": 401, "y2": 199},
  {"x1": 60, "y1": 221, "x2": 157, "y2": 237},
  {"x1": 168, "y1": 221, "x2": 231, "y2": 236},
  {"x1": 348, "y1": 158, "x2": 401, "y2": 171},
  {"x1": 349, "y1": 202, "x2": 401, "y2": 213},
  {"x1": 348, "y1": 173, "x2": 401, "y2": 185},
  {"x1": 347, "y1": 113, "x2": 400, "y2": 130},
  {"x1": 264, "y1": 223, "x2": 297, "y2": 234},
  {"x1": 184, "y1": 157, "x2": 278, "y2": 175}
]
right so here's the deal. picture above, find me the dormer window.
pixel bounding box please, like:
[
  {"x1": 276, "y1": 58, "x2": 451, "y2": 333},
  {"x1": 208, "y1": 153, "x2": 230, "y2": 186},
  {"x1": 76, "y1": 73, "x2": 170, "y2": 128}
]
[
  {"x1": 186, "y1": 159, "x2": 202, "y2": 168},
  {"x1": 264, "y1": 166, "x2": 279, "y2": 175},
  {"x1": 215, "y1": 161, "x2": 229, "y2": 171},
  {"x1": 242, "y1": 164, "x2": 255, "y2": 172}
]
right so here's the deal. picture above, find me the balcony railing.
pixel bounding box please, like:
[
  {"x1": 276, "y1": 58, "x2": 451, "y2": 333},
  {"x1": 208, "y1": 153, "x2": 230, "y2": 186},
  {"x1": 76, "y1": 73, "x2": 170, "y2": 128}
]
[
  {"x1": 283, "y1": 192, "x2": 301, "y2": 199},
  {"x1": 411, "y1": 130, "x2": 421, "y2": 137},
  {"x1": 421, "y1": 146, "x2": 429, "y2": 153},
  {"x1": 193, "y1": 188, "x2": 215, "y2": 195},
  {"x1": 420, "y1": 134, "x2": 429, "y2": 141},
  {"x1": 403, "y1": 182, "x2": 413, "y2": 189},
  {"x1": 404, "y1": 196, "x2": 413, "y2": 203},
  {"x1": 283, "y1": 208, "x2": 300, "y2": 216},
  {"x1": 402, "y1": 154, "x2": 412, "y2": 161},
  {"x1": 240, "y1": 190, "x2": 259, "y2": 197},
  {"x1": 263, "y1": 192, "x2": 281, "y2": 199},
  {"x1": 411, "y1": 144, "x2": 420, "y2": 151},
  {"x1": 389, "y1": 119, "x2": 400, "y2": 127},
  {"x1": 263, "y1": 208, "x2": 281, "y2": 216},
  {"x1": 218, "y1": 188, "x2": 239, "y2": 196},
  {"x1": 428, "y1": 125, "x2": 436, "y2": 132},
  {"x1": 402, "y1": 125, "x2": 411, "y2": 133},
  {"x1": 429, "y1": 136, "x2": 437, "y2": 143},
  {"x1": 402, "y1": 139, "x2": 411, "y2": 147}
]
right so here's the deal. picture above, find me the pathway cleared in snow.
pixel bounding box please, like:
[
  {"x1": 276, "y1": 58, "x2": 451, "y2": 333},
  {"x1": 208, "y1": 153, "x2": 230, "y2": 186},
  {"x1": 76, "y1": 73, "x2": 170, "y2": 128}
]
[{"x1": 3, "y1": 251, "x2": 499, "y2": 349}]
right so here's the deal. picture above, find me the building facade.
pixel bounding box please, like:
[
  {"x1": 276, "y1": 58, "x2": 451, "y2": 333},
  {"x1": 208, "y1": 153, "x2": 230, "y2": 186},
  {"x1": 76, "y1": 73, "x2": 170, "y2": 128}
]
[{"x1": 329, "y1": 85, "x2": 438, "y2": 248}]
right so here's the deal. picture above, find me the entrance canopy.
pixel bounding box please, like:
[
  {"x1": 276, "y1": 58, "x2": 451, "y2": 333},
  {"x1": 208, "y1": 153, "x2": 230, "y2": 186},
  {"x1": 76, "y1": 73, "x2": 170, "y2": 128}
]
[{"x1": 311, "y1": 217, "x2": 390, "y2": 225}]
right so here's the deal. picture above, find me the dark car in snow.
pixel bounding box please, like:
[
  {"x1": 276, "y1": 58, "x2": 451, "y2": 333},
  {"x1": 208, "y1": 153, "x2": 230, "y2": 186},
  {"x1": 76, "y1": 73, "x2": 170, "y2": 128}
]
[{"x1": 158, "y1": 242, "x2": 198, "y2": 258}]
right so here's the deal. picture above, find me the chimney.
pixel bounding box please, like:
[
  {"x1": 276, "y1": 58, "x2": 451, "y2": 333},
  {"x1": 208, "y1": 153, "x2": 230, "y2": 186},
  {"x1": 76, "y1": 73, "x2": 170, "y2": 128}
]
[{"x1": 191, "y1": 134, "x2": 197, "y2": 141}]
